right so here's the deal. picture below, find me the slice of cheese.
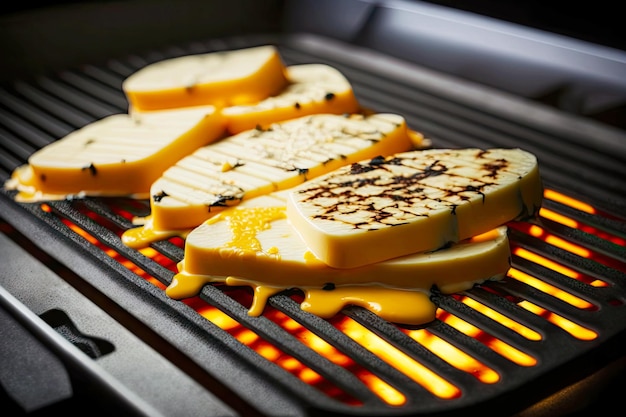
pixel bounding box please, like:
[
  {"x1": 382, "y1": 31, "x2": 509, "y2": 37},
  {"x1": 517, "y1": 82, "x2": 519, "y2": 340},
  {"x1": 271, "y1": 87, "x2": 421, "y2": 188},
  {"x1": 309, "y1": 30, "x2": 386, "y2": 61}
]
[
  {"x1": 221, "y1": 64, "x2": 360, "y2": 134},
  {"x1": 287, "y1": 148, "x2": 543, "y2": 269},
  {"x1": 121, "y1": 113, "x2": 415, "y2": 248},
  {"x1": 123, "y1": 45, "x2": 289, "y2": 111},
  {"x1": 167, "y1": 191, "x2": 511, "y2": 325},
  {"x1": 5, "y1": 106, "x2": 225, "y2": 202}
]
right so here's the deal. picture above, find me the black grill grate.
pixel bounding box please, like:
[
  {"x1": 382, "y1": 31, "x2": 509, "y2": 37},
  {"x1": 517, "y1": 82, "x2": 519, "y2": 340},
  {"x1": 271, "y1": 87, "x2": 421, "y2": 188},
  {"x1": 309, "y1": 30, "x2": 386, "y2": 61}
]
[{"x1": 1, "y1": 34, "x2": 625, "y2": 417}]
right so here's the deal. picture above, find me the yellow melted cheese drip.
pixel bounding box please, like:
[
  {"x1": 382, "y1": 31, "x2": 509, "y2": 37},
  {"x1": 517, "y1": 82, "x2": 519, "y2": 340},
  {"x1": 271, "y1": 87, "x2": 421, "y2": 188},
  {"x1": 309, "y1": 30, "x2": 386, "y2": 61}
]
[{"x1": 167, "y1": 203, "x2": 507, "y2": 325}]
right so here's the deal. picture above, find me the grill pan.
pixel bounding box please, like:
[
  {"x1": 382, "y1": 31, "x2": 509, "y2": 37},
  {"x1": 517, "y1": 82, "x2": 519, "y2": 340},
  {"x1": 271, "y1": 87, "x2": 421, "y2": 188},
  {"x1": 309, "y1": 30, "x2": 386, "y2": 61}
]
[{"x1": 1, "y1": 3, "x2": 626, "y2": 417}]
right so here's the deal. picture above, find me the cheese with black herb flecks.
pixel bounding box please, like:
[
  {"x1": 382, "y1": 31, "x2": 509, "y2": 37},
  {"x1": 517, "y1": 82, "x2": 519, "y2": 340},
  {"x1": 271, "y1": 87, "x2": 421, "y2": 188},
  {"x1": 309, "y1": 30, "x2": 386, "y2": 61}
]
[
  {"x1": 5, "y1": 106, "x2": 225, "y2": 202},
  {"x1": 121, "y1": 113, "x2": 414, "y2": 248},
  {"x1": 221, "y1": 64, "x2": 360, "y2": 134},
  {"x1": 123, "y1": 45, "x2": 289, "y2": 111}
]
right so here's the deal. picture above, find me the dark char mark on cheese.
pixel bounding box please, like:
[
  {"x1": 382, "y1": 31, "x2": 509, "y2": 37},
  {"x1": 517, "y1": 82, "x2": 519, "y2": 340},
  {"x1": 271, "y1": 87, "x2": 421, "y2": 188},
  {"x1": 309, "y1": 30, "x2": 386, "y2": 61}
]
[
  {"x1": 209, "y1": 194, "x2": 243, "y2": 210},
  {"x1": 483, "y1": 158, "x2": 509, "y2": 178},
  {"x1": 153, "y1": 191, "x2": 169, "y2": 202},
  {"x1": 207, "y1": 183, "x2": 246, "y2": 210},
  {"x1": 82, "y1": 163, "x2": 97, "y2": 176},
  {"x1": 231, "y1": 160, "x2": 245, "y2": 169},
  {"x1": 288, "y1": 167, "x2": 309, "y2": 176},
  {"x1": 299, "y1": 153, "x2": 509, "y2": 229}
]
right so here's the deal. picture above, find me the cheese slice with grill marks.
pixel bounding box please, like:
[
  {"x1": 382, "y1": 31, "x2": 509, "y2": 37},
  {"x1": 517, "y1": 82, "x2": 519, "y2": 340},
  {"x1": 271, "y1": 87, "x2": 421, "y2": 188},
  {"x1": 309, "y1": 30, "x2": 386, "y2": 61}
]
[
  {"x1": 121, "y1": 113, "x2": 414, "y2": 248},
  {"x1": 167, "y1": 191, "x2": 511, "y2": 325},
  {"x1": 5, "y1": 106, "x2": 225, "y2": 202},
  {"x1": 123, "y1": 45, "x2": 289, "y2": 111},
  {"x1": 221, "y1": 64, "x2": 360, "y2": 134},
  {"x1": 287, "y1": 148, "x2": 543, "y2": 269}
]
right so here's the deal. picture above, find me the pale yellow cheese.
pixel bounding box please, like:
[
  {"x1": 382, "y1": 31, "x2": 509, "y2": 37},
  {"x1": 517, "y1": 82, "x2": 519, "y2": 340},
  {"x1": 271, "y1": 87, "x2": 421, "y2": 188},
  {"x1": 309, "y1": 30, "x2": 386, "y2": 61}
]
[
  {"x1": 123, "y1": 45, "x2": 289, "y2": 111},
  {"x1": 287, "y1": 148, "x2": 543, "y2": 269},
  {"x1": 121, "y1": 113, "x2": 414, "y2": 248},
  {"x1": 221, "y1": 64, "x2": 360, "y2": 134},
  {"x1": 167, "y1": 191, "x2": 511, "y2": 325},
  {"x1": 5, "y1": 106, "x2": 225, "y2": 202}
]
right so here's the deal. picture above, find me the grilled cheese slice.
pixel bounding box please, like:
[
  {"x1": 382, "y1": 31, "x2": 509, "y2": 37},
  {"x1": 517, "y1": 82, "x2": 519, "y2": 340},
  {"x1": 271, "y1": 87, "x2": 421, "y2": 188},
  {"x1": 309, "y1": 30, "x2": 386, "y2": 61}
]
[
  {"x1": 123, "y1": 45, "x2": 289, "y2": 111},
  {"x1": 5, "y1": 106, "x2": 225, "y2": 202},
  {"x1": 168, "y1": 191, "x2": 511, "y2": 325},
  {"x1": 287, "y1": 148, "x2": 543, "y2": 269},
  {"x1": 121, "y1": 113, "x2": 414, "y2": 248},
  {"x1": 221, "y1": 64, "x2": 360, "y2": 134}
]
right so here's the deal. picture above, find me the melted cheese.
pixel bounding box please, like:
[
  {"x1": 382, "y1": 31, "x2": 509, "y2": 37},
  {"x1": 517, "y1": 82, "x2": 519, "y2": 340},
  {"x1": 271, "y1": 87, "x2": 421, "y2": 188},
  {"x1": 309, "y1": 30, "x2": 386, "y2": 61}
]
[
  {"x1": 221, "y1": 64, "x2": 360, "y2": 134},
  {"x1": 167, "y1": 192, "x2": 511, "y2": 325},
  {"x1": 5, "y1": 106, "x2": 225, "y2": 202},
  {"x1": 121, "y1": 113, "x2": 414, "y2": 248},
  {"x1": 287, "y1": 148, "x2": 543, "y2": 269},
  {"x1": 123, "y1": 45, "x2": 289, "y2": 111}
]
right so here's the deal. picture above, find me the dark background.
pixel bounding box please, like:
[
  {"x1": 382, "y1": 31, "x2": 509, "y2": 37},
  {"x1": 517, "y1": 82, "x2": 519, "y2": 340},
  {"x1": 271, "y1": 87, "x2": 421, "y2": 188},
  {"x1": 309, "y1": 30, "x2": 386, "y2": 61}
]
[
  {"x1": 422, "y1": 0, "x2": 625, "y2": 52},
  {"x1": 2, "y1": 0, "x2": 624, "y2": 52}
]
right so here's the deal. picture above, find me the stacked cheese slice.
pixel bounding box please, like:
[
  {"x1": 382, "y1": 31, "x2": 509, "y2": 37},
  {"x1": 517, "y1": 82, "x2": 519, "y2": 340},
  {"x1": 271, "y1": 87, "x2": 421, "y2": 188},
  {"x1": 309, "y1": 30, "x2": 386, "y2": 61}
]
[
  {"x1": 168, "y1": 148, "x2": 543, "y2": 325},
  {"x1": 5, "y1": 45, "x2": 388, "y2": 203},
  {"x1": 288, "y1": 148, "x2": 543, "y2": 269}
]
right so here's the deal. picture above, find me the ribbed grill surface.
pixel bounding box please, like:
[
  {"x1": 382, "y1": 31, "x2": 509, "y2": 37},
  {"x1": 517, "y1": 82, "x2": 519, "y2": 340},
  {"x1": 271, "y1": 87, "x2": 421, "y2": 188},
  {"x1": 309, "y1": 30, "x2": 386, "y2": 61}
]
[{"x1": 1, "y1": 34, "x2": 625, "y2": 416}]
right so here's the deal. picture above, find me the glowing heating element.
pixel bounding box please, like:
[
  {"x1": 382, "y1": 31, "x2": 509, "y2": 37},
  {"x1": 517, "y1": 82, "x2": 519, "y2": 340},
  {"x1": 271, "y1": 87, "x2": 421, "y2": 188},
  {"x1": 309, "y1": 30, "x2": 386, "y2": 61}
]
[
  {"x1": 403, "y1": 328, "x2": 500, "y2": 383},
  {"x1": 544, "y1": 189, "x2": 595, "y2": 214},
  {"x1": 515, "y1": 247, "x2": 607, "y2": 288},
  {"x1": 542, "y1": 189, "x2": 626, "y2": 246},
  {"x1": 338, "y1": 318, "x2": 461, "y2": 399},
  {"x1": 437, "y1": 306, "x2": 538, "y2": 367},
  {"x1": 518, "y1": 301, "x2": 598, "y2": 341}
]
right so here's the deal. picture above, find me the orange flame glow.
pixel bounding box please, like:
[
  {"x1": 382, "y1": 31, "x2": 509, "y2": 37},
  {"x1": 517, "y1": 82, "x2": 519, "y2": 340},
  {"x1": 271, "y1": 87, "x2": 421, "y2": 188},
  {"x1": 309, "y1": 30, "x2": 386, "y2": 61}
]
[
  {"x1": 514, "y1": 247, "x2": 609, "y2": 287},
  {"x1": 544, "y1": 190, "x2": 595, "y2": 214},
  {"x1": 460, "y1": 297, "x2": 542, "y2": 341},
  {"x1": 187, "y1": 298, "x2": 365, "y2": 405},
  {"x1": 528, "y1": 225, "x2": 591, "y2": 258},
  {"x1": 514, "y1": 247, "x2": 582, "y2": 279},
  {"x1": 269, "y1": 309, "x2": 406, "y2": 405},
  {"x1": 337, "y1": 318, "x2": 461, "y2": 399},
  {"x1": 436, "y1": 307, "x2": 537, "y2": 367},
  {"x1": 540, "y1": 208, "x2": 578, "y2": 229},
  {"x1": 542, "y1": 189, "x2": 626, "y2": 247},
  {"x1": 508, "y1": 268, "x2": 596, "y2": 309},
  {"x1": 403, "y1": 328, "x2": 500, "y2": 383},
  {"x1": 518, "y1": 301, "x2": 597, "y2": 341}
]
